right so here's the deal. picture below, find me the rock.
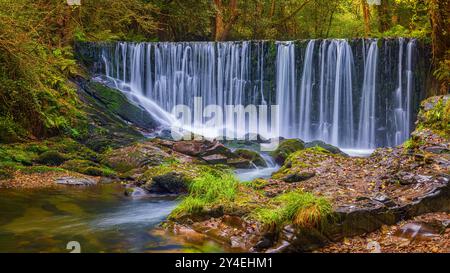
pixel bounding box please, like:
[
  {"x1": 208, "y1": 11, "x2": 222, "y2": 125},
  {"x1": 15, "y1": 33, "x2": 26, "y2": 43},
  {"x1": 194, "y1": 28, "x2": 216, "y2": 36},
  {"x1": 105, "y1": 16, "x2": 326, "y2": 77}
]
[
  {"x1": 102, "y1": 141, "x2": 172, "y2": 173},
  {"x1": 230, "y1": 236, "x2": 246, "y2": 249},
  {"x1": 201, "y1": 154, "x2": 228, "y2": 165},
  {"x1": 145, "y1": 172, "x2": 189, "y2": 195},
  {"x1": 124, "y1": 186, "x2": 147, "y2": 198},
  {"x1": 396, "y1": 171, "x2": 416, "y2": 185},
  {"x1": 233, "y1": 149, "x2": 267, "y2": 167},
  {"x1": 84, "y1": 81, "x2": 158, "y2": 130},
  {"x1": 36, "y1": 151, "x2": 68, "y2": 166},
  {"x1": 282, "y1": 172, "x2": 315, "y2": 183},
  {"x1": 226, "y1": 158, "x2": 252, "y2": 169},
  {"x1": 222, "y1": 215, "x2": 245, "y2": 229},
  {"x1": 98, "y1": 177, "x2": 119, "y2": 184},
  {"x1": 270, "y1": 139, "x2": 305, "y2": 165},
  {"x1": 372, "y1": 193, "x2": 397, "y2": 208},
  {"x1": 253, "y1": 237, "x2": 274, "y2": 250},
  {"x1": 305, "y1": 140, "x2": 347, "y2": 156},
  {"x1": 424, "y1": 146, "x2": 450, "y2": 154},
  {"x1": 394, "y1": 222, "x2": 440, "y2": 241},
  {"x1": 55, "y1": 177, "x2": 96, "y2": 186}
]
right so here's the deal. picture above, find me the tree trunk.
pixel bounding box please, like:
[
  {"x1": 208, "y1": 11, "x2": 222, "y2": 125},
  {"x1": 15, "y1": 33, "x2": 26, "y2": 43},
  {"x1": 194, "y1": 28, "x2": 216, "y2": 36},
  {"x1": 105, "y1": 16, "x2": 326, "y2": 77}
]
[
  {"x1": 361, "y1": 0, "x2": 371, "y2": 37},
  {"x1": 428, "y1": 0, "x2": 450, "y2": 94},
  {"x1": 377, "y1": 0, "x2": 392, "y2": 32},
  {"x1": 214, "y1": 0, "x2": 239, "y2": 41}
]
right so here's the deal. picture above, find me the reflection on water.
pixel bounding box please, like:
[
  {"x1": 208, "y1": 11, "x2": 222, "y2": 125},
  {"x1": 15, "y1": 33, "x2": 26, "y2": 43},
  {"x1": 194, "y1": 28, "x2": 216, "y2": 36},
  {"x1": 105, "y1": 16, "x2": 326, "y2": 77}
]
[{"x1": 0, "y1": 184, "x2": 225, "y2": 253}]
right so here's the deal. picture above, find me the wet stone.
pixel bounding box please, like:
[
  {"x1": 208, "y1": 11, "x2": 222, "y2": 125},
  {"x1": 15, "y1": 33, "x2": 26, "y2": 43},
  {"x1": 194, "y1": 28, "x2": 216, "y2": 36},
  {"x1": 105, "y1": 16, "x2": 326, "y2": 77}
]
[
  {"x1": 55, "y1": 177, "x2": 96, "y2": 186},
  {"x1": 394, "y1": 222, "x2": 441, "y2": 241}
]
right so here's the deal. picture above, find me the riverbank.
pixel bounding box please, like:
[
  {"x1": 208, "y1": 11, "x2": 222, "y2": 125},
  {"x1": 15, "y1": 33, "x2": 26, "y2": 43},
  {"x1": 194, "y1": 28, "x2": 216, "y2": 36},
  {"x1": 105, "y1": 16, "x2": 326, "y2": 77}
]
[{"x1": 0, "y1": 94, "x2": 448, "y2": 253}]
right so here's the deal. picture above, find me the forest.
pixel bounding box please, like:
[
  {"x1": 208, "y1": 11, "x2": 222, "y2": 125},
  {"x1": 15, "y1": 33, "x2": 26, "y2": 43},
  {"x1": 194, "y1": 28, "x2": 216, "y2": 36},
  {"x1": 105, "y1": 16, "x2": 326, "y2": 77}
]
[{"x1": 0, "y1": 0, "x2": 449, "y2": 255}]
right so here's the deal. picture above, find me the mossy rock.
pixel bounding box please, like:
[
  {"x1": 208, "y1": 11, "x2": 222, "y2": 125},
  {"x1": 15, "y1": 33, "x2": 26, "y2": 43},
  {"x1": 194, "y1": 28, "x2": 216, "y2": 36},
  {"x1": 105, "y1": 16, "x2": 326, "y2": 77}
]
[
  {"x1": 83, "y1": 166, "x2": 117, "y2": 177},
  {"x1": 272, "y1": 147, "x2": 333, "y2": 180},
  {"x1": 35, "y1": 151, "x2": 68, "y2": 166},
  {"x1": 102, "y1": 141, "x2": 172, "y2": 173},
  {"x1": 270, "y1": 139, "x2": 305, "y2": 165},
  {"x1": 146, "y1": 172, "x2": 189, "y2": 194},
  {"x1": 417, "y1": 95, "x2": 450, "y2": 138},
  {"x1": 74, "y1": 77, "x2": 145, "y2": 152},
  {"x1": 140, "y1": 163, "x2": 224, "y2": 195},
  {"x1": 62, "y1": 159, "x2": 98, "y2": 172},
  {"x1": 234, "y1": 149, "x2": 267, "y2": 167},
  {"x1": 85, "y1": 82, "x2": 158, "y2": 130},
  {"x1": 304, "y1": 141, "x2": 347, "y2": 156}
]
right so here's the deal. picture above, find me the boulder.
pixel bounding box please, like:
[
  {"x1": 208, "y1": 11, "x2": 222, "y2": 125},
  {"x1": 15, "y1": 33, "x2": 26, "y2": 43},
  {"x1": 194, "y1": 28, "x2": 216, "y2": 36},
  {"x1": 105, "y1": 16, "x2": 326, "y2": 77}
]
[
  {"x1": 36, "y1": 151, "x2": 68, "y2": 166},
  {"x1": 270, "y1": 139, "x2": 305, "y2": 165},
  {"x1": 305, "y1": 140, "x2": 347, "y2": 156},
  {"x1": 84, "y1": 81, "x2": 158, "y2": 130},
  {"x1": 172, "y1": 140, "x2": 234, "y2": 158},
  {"x1": 233, "y1": 149, "x2": 267, "y2": 167},
  {"x1": 102, "y1": 141, "x2": 172, "y2": 173},
  {"x1": 226, "y1": 158, "x2": 252, "y2": 169},
  {"x1": 282, "y1": 172, "x2": 315, "y2": 183},
  {"x1": 145, "y1": 172, "x2": 189, "y2": 195},
  {"x1": 201, "y1": 154, "x2": 228, "y2": 165}
]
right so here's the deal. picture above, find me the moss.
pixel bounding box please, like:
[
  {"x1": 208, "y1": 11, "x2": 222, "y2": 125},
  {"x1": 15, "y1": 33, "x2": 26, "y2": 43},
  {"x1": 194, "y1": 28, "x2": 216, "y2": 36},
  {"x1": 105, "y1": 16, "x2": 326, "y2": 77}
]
[
  {"x1": 270, "y1": 139, "x2": 305, "y2": 165},
  {"x1": 83, "y1": 166, "x2": 116, "y2": 177},
  {"x1": 141, "y1": 162, "x2": 224, "y2": 186},
  {"x1": 417, "y1": 96, "x2": 450, "y2": 137},
  {"x1": 62, "y1": 159, "x2": 116, "y2": 177},
  {"x1": 244, "y1": 178, "x2": 269, "y2": 190},
  {"x1": 272, "y1": 147, "x2": 329, "y2": 180},
  {"x1": 251, "y1": 190, "x2": 333, "y2": 232},
  {"x1": 35, "y1": 151, "x2": 68, "y2": 166},
  {"x1": 234, "y1": 149, "x2": 267, "y2": 167},
  {"x1": 86, "y1": 82, "x2": 157, "y2": 130},
  {"x1": 20, "y1": 166, "x2": 65, "y2": 174},
  {"x1": 62, "y1": 159, "x2": 97, "y2": 172}
]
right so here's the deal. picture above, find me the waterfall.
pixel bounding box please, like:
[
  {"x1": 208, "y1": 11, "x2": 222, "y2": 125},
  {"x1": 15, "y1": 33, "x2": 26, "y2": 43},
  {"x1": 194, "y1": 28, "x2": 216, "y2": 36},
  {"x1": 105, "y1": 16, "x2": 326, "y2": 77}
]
[
  {"x1": 357, "y1": 40, "x2": 378, "y2": 149},
  {"x1": 276, "y1": 42, "x2": 297, "y2": 138},
  {"x1": 298, "y1": 40, "x2": 315, "y2": 141},
  {"x1": 86, "y1": 38, "x2": 425, "y2": 150}
]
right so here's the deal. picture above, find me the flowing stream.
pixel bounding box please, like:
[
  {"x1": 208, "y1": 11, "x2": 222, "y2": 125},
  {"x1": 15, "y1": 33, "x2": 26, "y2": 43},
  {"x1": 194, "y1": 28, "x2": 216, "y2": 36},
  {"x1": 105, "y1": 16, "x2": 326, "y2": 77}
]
[{"x1": 0, "y1": 185, "x2": 227, "y2": 253}]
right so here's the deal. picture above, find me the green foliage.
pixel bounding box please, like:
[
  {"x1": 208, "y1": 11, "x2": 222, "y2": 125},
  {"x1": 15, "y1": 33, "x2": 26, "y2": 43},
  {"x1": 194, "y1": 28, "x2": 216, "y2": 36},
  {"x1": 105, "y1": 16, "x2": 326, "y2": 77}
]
[
  {"x1": 252, "y1": 190, "x2": 333, "y2": 231},
  {"x1": 171, "y1": 171, "x2": 239, "y2": 217},
  {"x1": 0, "y1": 0, "x2": 86, "y2": 142},
  {"x1": 420, "y1": 97, "x2": 450, "y2": 137}
]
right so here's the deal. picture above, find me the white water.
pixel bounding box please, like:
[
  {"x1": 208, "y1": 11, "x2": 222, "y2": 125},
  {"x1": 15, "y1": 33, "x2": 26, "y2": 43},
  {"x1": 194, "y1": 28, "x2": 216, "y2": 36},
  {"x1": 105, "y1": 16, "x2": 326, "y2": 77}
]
[
  {"x1": 98, "y1": 39, "x2": 420, "y2": 151},
  {"x1": 357, "y1": 40, "x2": 378, "y2": 149}
]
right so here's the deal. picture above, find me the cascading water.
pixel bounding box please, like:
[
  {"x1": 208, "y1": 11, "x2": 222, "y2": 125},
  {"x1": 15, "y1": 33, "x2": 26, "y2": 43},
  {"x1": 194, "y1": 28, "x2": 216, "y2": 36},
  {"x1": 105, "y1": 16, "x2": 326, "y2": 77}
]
[
  {"x1": 357, "y1": 40, "x2": 378, "y2": 149},
  {"x1": 78, "y1": 38, "x2": 428, "y2": 151}
]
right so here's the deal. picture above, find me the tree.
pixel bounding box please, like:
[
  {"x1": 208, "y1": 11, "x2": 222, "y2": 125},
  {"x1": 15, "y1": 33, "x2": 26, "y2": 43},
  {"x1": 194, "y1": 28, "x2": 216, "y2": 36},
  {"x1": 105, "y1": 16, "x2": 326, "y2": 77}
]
[
  {"x1": 214, "y1": 0, "x2": 239, "y2": 41},
  {"x1": 361, "y1": 0, "x2": 371, "y2": 37},
  {"x1": 428, "y1": 0, "x2": 450, "y2": 94}
]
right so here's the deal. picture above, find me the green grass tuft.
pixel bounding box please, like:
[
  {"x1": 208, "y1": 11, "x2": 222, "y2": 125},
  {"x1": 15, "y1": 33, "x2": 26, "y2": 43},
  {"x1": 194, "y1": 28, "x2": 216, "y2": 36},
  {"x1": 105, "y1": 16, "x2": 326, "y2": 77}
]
[
  {"x1": 170, "y1": 171, "x2": 239, "y2": 217},
  {"x1": 252, "y1": 190, "x2": 333, "y2": 231}
]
